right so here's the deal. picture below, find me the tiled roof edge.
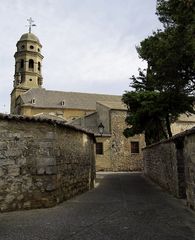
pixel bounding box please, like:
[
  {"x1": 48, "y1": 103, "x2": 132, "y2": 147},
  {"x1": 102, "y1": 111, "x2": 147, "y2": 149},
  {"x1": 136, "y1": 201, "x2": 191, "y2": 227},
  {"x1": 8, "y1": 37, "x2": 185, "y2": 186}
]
[{"x1": 0, "y1": 113, "x2": 95, "y2": 140}]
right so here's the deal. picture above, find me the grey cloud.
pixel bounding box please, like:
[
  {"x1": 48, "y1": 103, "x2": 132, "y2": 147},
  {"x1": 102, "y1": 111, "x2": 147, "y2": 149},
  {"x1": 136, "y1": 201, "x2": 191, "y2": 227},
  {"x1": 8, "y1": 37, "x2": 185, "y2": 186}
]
[{"x1": 0, "y1": 0, "x2": 161, "y2": 113}]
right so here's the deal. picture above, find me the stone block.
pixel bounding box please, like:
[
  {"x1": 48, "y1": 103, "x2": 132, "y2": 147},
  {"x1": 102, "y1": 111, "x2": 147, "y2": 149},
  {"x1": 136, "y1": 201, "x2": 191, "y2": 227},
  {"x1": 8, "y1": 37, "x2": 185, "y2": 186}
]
[
  {"x1": 38, "y1": 142, "x2": 53, "y2": 149},
  {"x1": 8, "y1": 133, "x2": 21, "y2": 139},
  {"x1": 17, "y1": 194, "x2": 24, "y2": 201},
  {"x1": 24, "y1": 178, "x2": 33, "y2": 187},
  {"x1": 5, "y1": 149, "x2": 22, "y2": 157},
  {"x1": 191, "y1": 154, "x2": 195, "y2": 164},
  {"x1": 20, "y1": 166, "x2": 27, "y2": 175},
  {"x1": 16, "y1": 157, "x2": 27, "y2": 165},
  {"x1": 46, "y1": 183, "x2": 56, "y2": 191},
  {"x1": 0, "y1": 159, "x2": 15, "y2": 166},
  {"x1": 46, "y1": 166, "x2": 57, "y2": 175},
  {"x1": 46, "y1": 132, "x2": 55, "y2": 139},
  {"x1": 36, "y1": 181, "x2": 43, "y2": 188},
  {"x1": 5, "y1": 194, "x2": 15, "y2": 204},
  {"x1": 37, "y1": 167, "x2": 45, "y2": 175},
  {"x1": 8, "y1": 166, "x2": 20, "y2": 176},
  {"x1": 10, "y1": 182, "x2": 21, "y2": 192},
  {"x1": 0, "y1": 167, "x2": 4, "y2": 177},
  {"x1": 23, "y1": 201, "x2": 31, "y2": 209},
  {"x1": 0, "y1": 204, "x2": 8, "y2": 212},
  {"x1": 0, "y1": 153, "x2": 6, "y2": 159},
  {"x1": 0, "y1": 142, "x2": 7, "y2": 150},
  {"x1": 36, "y1": 157, "x2": 56, "y2": 167},
  {"x1": 0, "y1": 179, "x2": 5, "y2": 188},
  {"x1": 12, "y1": 203, "x2": 17, "y2": 209}
]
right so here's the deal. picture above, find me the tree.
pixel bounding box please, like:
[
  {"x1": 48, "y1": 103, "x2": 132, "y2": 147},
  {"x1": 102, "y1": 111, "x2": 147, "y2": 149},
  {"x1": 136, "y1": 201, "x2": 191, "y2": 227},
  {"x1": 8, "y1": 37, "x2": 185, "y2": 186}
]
[{"x1": 123, "y1": 0, "x2": 195, "y2": 145}]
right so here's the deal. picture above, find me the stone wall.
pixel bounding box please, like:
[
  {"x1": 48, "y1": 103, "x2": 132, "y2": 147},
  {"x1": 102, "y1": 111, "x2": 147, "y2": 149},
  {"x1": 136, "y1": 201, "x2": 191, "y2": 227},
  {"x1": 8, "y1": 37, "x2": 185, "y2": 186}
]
[
  {"x1": 95, "y1": 136, "x2": 112, "y2": 171},
  {"x1": 143, "y1": 141, "x2": 179, "y2": 197},
  {"x1": 95, "y1": 110, "x2": 145, "y2": 172},
  {"x1": 71, "y1": 103, "x2": 145, "y2": 172},
  {"x1": 143, "y1": 127, "x2": 195, "y2": 210},
  {"x1": 184, "y1": 133, "x2": 195, "y2": 209},
  {"x1": 110, "y1": 110, "x2": 145, "y2": 171},
  {"x1": 0, "y1": 114, "x2": 95, "y2": 212}
]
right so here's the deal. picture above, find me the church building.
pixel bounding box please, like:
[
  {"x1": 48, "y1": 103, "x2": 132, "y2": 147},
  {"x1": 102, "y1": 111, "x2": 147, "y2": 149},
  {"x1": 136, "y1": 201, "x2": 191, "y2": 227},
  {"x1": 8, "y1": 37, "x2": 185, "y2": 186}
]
[
  {"x1": 10, "y1": 28, "x2": 145, "y2": 171},
  {"x1": 10, "y1": 24, "x2": 195, "y2": 171}
]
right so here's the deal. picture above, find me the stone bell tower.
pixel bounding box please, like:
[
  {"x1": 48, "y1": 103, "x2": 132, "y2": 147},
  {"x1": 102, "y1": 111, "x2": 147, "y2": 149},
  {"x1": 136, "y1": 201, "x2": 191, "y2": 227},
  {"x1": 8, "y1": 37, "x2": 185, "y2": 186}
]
[{"x1": 10, "y1": 18, "x2": 43, "y2": 114}]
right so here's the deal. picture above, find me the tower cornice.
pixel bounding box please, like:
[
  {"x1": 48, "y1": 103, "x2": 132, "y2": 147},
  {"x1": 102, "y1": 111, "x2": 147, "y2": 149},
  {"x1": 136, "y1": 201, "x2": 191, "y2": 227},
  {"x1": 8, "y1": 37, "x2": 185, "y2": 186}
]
[
  {"x1": 14, "y1": 51, "x2": 44, "y2": 59},
  {"x1": 16, "y1": 40, "x2": 42, "y2": 48}
]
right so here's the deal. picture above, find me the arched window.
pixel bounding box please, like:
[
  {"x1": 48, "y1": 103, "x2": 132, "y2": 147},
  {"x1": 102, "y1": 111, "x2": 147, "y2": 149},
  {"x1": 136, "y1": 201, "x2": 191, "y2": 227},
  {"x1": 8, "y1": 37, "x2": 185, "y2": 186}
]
[
  {"x1": 20, "y1": 59, "x2": 24, "y2": 68},
  {"x1": 29, "y1": 59, "x2": 34, "y2": 69},
  {"x1": 38, "y1": 62, "x2": 41, "y2": 71}
]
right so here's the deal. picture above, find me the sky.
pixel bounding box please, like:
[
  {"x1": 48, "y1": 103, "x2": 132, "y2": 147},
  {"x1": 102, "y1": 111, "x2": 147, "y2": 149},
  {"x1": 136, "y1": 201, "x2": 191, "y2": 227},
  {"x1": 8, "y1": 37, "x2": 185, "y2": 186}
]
[{"x1": 0, "y1": 0, "x2": 162, "y2": 113}]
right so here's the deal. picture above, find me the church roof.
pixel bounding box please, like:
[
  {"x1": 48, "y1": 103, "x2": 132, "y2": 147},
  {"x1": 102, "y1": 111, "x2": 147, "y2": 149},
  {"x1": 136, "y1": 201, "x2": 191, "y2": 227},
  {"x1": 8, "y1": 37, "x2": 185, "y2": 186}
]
[
  {"x1": 20, "y1": 88, "x2": 122, "y2": 110},
  {"x1": 97, "y1": 101, "x2": 127, "y2": 110},
  {"x1": 19, "y1": 33, "x2": 40, "y2": 43}
]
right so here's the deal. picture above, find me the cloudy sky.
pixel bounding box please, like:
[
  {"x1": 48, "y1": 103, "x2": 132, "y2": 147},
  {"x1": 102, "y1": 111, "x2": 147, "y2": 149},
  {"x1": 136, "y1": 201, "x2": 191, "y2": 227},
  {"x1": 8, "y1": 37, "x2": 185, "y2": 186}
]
[{"x1": 0, "y1": 0, "x2": 162, "y2": 113}]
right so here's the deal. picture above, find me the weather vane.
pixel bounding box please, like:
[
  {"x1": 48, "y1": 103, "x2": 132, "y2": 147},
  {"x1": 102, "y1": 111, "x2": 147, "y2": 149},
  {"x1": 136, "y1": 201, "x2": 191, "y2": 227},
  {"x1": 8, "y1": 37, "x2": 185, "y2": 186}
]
[{"x1": 27, "y1": 17, "x2": 36, "y2": 33}]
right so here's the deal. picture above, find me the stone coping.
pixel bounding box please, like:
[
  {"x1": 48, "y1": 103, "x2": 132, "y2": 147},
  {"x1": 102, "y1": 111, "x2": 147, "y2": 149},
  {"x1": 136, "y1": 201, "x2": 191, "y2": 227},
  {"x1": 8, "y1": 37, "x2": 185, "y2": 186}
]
[
  {"x1": 94, "y1": 133, "x2": 112, "y2": 137},
  {"x1": 0, "y1": 113, "x2": 95, "y2": 140},
  {"x1": 143, "y1": 126, "x2": 195, "y2": 149}
]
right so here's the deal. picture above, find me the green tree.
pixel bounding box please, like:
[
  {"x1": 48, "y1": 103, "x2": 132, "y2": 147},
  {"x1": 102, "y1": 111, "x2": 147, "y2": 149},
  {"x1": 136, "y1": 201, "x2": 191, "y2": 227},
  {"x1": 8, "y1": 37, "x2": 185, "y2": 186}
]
[{"x1": 123, "y1": 0, "x2": 195, "y2": 145}]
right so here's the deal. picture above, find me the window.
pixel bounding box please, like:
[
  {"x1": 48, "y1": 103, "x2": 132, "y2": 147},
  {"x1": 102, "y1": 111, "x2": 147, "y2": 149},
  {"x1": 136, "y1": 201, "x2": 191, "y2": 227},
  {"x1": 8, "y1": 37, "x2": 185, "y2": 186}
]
[
  {"x1": 20, "y1": 59, "x2": 24, "y2": 68},
  {"x1": 31, "y1": 98, "x2": 36, "y2": 104},
  {"x1": 29, "y1": 59, "x2": 34, "y2": 69},
  {"x1": 96, "y1": 142, "x2": 103, "y2": 155},
  {"x1": 38, "y1": 62, "x2": 41, "y2": 71},
  {"x1": 30, "y1": 45, "x2": 34, "y2": 49},
  {"x1": 131, "y1": 141, "x2": 139, "y2": 154},
  {"x1": 29, "y1": 79, "x2": 32, "y2": 81},
  {"x1": 38, "y1": 48, "x2": 40, "y2": 52},
  {"x1": 21, "y1": 45, "x2": 25, "y2": 49}
]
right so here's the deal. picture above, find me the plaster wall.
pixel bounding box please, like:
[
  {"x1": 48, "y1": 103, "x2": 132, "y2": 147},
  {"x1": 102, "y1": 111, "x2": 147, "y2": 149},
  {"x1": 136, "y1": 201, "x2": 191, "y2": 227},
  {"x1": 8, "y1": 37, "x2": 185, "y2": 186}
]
[{"x1": 20, "y1": 107, "x2": 94, "y2": 121}]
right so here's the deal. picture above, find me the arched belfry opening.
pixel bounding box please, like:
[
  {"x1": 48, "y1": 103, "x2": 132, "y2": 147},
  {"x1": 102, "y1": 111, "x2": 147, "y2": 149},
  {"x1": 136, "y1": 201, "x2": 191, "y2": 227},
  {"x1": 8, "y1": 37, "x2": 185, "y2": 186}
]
[
  {"x1": 29, "y1": 59, "x2": 34, "y2": 69},
  {"x1": 20, "y1": 59, "x2": 24, "y2": 69},
  {"x1": 38, "y1": 62, "x2": 41, "y2": 71}
]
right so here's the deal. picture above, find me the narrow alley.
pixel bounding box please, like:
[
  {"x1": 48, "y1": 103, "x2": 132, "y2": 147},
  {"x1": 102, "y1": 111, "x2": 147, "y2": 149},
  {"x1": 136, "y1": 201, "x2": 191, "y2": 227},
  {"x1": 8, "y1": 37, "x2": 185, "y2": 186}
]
[{"x1": 0, "y1": 172, "x2": 194, "y2": 240}]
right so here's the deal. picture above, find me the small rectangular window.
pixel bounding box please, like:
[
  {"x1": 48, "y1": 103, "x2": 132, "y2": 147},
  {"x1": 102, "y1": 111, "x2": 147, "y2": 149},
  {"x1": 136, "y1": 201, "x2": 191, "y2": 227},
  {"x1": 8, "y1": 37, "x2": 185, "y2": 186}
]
[
  {"x1": 96, "y1": 142, "x2": 103, "y2": 155},
  {"x1": 31, "y1": 98, "x2": 36, "y2": 104},
  {"x1": 131, "y1": 141, "x2": 139, "y2": 153}
]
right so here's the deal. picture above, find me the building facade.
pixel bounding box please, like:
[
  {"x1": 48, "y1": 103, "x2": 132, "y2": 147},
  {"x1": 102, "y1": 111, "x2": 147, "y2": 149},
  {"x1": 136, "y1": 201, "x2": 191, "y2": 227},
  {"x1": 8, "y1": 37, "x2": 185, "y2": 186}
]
[{"x1": 71, "y1": 102, "x2": 145, "y2": 171}]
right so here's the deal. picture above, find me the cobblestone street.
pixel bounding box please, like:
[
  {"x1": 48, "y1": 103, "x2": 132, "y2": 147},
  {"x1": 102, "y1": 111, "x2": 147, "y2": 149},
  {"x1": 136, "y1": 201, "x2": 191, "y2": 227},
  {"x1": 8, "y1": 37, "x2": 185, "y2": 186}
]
[{"x1": 0, "y1": 172, "x2": 194, "y2": 240}]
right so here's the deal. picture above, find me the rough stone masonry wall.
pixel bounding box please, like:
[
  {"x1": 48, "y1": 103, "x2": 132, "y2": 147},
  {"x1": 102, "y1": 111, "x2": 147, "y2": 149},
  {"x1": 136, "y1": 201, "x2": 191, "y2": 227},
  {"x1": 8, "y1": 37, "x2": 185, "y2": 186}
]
[
  {"x1": 184, "y1": 133, "x2": 195, "y2": 209},
  {"x1": 143, "y1": 141, "x2": 179, "y2": 197},
  {"x1": 110, "y1": 110, "x2": 145, "y2": 171},
  {"x1": 0, "y1": 115, "x2": 95, "y2": 212},
  {"x1": 143, "y1": 127, "x2": 195, "y2": 210}
]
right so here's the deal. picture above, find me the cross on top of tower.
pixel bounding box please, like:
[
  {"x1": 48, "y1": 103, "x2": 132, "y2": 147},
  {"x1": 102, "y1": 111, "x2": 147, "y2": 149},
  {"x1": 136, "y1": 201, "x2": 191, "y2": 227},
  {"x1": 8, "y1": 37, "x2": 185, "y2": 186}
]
[{"x1": 27, "y1": 17, "x2": 36, "y2": 33}]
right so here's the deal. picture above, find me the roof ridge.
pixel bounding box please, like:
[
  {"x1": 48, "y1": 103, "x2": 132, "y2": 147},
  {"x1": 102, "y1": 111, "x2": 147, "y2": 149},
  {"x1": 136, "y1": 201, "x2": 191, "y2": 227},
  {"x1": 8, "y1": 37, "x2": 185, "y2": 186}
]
[{"x1": 32, "y1": 89, "x2": 121, "y2": 96}]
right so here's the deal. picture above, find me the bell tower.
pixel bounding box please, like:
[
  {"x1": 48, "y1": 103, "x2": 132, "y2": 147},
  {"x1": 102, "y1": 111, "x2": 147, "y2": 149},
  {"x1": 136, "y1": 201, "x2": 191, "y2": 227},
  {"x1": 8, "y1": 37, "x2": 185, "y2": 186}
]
[{"x1": 10, "y1": 18, "x2": 44, "y2": 114}]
